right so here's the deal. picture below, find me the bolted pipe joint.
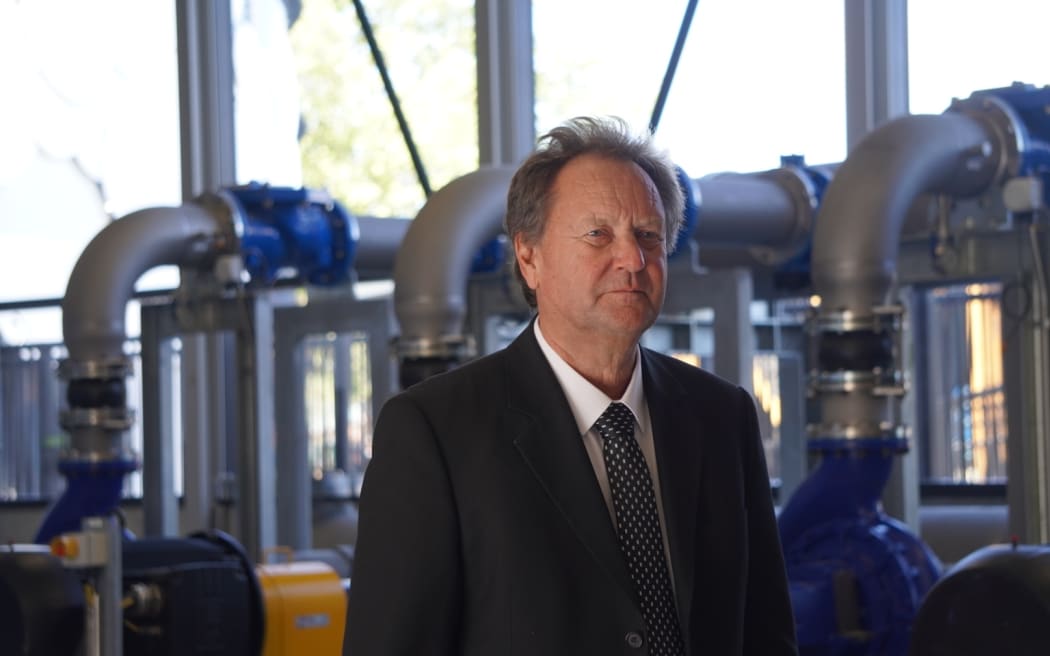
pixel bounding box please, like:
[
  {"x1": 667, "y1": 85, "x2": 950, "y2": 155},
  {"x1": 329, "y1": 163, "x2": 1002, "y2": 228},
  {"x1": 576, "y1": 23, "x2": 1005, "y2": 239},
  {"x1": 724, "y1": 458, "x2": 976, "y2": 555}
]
[
  {"x1": 395, "y1": 333, "x2": 477, "y2": 389},
  {"x1": 808, "y1": 306, "x2": 905, "y2": 396},
  {"x1": 807, "y1": 305, "x2": 907, "y2": 445},
  {"x1": 212, "y1": 183, "x2": 360, "y2": 287},
  {"x1": 57, "y1": 357, "x2": 136, "y2": 457}
]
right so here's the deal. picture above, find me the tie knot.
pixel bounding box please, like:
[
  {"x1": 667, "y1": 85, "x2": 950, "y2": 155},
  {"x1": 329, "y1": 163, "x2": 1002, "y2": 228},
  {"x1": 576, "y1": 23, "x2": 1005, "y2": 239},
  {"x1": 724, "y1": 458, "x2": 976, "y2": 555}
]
[{"x1": 594, "y1": 402, "x2": 635, "y2": 441}]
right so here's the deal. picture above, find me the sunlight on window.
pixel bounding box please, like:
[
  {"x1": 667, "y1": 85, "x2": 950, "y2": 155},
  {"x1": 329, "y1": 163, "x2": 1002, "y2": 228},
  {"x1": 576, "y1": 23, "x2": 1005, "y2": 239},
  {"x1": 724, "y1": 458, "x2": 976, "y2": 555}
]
[
  {"x1": 281, "y1": 0, "x2": 478, "y2": 218},
  {"x1": 752, "y1": 352, "x2": 782, "y2": 482},
  {"x1": 908, "y1": 1, "x2": 1050, "y2": 114},
  {"x1": 302, "y1": 331, "x2": 373, "y2": 495},
  {"x1": 0, "y1": 1, "x2": 180, "y2": 303},
  {"x1": 534, "y1": 0, "x2": 846, "y2": 176},
  {"x1": 925, "y1": 283, "x2": 1007, "y2": 484}
]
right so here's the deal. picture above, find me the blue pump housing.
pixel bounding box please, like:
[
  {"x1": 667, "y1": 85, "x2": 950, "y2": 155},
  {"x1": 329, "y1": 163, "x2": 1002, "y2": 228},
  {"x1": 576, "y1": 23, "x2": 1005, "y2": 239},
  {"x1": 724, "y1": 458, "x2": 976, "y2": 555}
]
[
  {"x1": 35, "y1": 458, "x2": 137, "y2": 544},
  {"x1": 778, "y1": 438, "x2": 942, "y2": 655},
  {"x1": 966, "y1": 83, "x2": 1050, "y2": 188},
  {"x1": 226, "y1": 183, "x2": 359, "y2": 286}
]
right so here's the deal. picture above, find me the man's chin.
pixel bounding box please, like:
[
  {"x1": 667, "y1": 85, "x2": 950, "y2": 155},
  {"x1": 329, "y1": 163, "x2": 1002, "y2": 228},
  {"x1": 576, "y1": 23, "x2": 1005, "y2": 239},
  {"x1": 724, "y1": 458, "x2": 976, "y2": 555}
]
[{"x1": 591, "y1": 311, "x2": 658, "y2": 339}]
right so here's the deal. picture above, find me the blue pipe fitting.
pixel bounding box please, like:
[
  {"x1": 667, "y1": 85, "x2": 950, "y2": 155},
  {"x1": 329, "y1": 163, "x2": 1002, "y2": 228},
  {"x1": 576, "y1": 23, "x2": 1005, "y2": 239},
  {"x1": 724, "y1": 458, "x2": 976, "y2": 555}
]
[
  {"x1": 672, "y1": 166, "x2": 699, "y2": 256},
  {"x1": 968, "y1": 83, "x2": 1050, "y2": 178},
  {"x1": 773, "y1": 155, "x2": 831, "y2": 291},
  {"x1": 34, "y1": 457, "x2": 138, "y2": 544},
  {"x1": 778, "y1": 438, "x2": 941, "y2": 656},
  {"x1": 225, "y1": 183, "x2": 359, "y2": 286},
  {"x1": 470, "y1": 235, "x2": 507, "y2": 274},
  {"x1": 952, "y1": 83, "x2": 1050, "y2": 209}
]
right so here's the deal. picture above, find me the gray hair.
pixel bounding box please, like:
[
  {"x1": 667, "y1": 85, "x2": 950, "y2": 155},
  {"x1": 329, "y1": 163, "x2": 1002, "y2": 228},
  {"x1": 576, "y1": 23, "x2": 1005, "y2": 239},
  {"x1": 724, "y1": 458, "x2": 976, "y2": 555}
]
[{"x1": 504, "y1": 116, "x2": 685, "y2": 307}]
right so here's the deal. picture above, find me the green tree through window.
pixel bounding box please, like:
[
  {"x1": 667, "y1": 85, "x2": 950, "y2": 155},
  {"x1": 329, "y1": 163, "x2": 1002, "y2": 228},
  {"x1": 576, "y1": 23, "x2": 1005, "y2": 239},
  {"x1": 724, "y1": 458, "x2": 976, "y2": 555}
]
[{"x1": 289, "y1": 0, "x2": 478, "y2": 218}]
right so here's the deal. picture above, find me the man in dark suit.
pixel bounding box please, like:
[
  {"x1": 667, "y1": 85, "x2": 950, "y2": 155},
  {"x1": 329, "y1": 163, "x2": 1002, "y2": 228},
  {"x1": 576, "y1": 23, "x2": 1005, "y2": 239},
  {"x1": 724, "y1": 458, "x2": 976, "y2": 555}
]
[{"x1": 347, "y1": 117, "x2": 797, "y2": 655}]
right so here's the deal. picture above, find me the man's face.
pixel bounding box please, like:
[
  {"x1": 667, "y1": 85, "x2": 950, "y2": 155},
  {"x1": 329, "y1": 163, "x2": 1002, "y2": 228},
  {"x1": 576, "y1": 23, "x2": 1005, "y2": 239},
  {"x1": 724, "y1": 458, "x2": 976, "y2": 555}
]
[{"x1": 515, "y1": 154, "x2": 668, "y2": 349}]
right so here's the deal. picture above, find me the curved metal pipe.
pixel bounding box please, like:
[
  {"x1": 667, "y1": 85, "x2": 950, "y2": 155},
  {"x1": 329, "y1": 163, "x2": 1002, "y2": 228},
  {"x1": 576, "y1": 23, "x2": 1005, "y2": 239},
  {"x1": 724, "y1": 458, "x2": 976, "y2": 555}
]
[
  {"x1": 354, "y1": 216, "x2": 411, "y2": 278},
  {"x1": 63, "y1": 204, "x2": 226, "y2": 361},
  {"x1": 39, "y1": 203, "x2": 228, "y2": 543},
  {"x1": 811, "y1": 113, "x2": 1000, "y2": 312},
  {"x1": 693, "y1": 172, "x2": 810, "y2": 249},
  {"x1": 393, "y1": 166, "x2": 516, "y2": 351}
]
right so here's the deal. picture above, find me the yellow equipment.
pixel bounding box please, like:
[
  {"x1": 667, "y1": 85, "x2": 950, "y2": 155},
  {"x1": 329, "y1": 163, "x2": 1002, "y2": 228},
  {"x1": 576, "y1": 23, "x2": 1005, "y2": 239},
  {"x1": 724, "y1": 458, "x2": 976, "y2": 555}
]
[{"x1": 257, "y1": 561, "x2": 347, "y2": 655}]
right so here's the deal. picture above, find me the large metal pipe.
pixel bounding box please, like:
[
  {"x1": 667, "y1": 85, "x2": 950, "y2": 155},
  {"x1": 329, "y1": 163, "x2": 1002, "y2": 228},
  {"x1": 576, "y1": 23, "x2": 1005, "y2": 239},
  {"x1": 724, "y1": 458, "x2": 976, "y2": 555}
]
[
  {"x1": 62, "y1": 202, "x2": 229, "y2": 461},
  {"x1": 63, "y1": 204, "x2": 227, "y2": 361},
  {"x1": 354, "y1": 216, "x2": 411, "y2": 278},
  {"x1": 779, "y1": 110, "x2": 1010, "y2": 655},
  {"x1": 811, "y1": 113, "x2": 1001, "y2": 313},
  {"x1": 393, "y1": 166, "x2": 516, "y2": 355},
  {"x1": 38, "y1": 203, "x2": 230, "y2": 544},
  {"x1": 808, "y1": 112, "x2": 1007, "y2": 439},
  {"x1": 693, "y1": 171, "x2": 812, "y2": 250}
]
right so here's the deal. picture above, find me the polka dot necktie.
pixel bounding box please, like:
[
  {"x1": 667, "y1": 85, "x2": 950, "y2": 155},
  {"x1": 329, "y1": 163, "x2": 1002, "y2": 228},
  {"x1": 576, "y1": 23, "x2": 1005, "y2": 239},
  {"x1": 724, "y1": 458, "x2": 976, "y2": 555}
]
[{"x1": 594, "y1": 402, "x2": 685, "y2": 656}]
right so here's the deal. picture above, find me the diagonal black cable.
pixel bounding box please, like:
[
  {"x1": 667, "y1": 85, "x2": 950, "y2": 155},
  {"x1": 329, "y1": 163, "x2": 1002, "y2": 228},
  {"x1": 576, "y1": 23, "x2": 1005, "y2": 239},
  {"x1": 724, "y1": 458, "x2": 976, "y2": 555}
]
[
  {"x1": 351, "y1": 0, "x2": 432, "y2": 198},
  {"x1": 649, "y1": 0, "x2": 699, "y2": 135}
]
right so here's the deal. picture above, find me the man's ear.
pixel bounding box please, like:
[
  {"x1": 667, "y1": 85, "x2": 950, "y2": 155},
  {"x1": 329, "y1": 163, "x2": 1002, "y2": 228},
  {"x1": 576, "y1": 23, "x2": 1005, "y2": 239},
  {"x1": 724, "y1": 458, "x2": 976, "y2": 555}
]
[{"x1": 514, "y1": 232, "x2": 539, "y2": 289}]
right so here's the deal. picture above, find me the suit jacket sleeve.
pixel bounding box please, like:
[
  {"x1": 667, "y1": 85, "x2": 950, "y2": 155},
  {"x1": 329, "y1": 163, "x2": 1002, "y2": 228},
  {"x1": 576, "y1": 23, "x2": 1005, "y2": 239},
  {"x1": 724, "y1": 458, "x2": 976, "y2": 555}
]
[
  {"x1": 346, "y1": 392, "x2": 463, "y2": 655},
  {"x1": 739, "y1": 386, "x2": 799, "y2": 655}
]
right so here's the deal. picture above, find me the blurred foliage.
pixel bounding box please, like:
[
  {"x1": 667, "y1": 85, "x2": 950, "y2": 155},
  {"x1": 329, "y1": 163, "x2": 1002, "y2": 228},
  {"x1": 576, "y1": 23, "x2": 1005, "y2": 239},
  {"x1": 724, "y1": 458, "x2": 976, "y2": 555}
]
[{"x1": 290, "y1": 0, "x2": 478, "y2": 218}]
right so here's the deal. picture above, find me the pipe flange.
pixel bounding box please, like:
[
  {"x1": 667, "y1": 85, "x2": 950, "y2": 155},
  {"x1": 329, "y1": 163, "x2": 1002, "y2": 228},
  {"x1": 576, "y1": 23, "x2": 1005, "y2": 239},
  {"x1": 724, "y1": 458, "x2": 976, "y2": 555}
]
[
  {"x1": 949, "y1": 93, "x2": 1026, "y2": 184},
  {"x1": 395, "y1": 334, "x2": 477, "y2": 361},
  {"x1": 810, "y1": 369, "x2": 902, "y2": 394},
  {"x1": 61, "y1": 448, "x2": 138, "y2": 465},
  {"x1": 811, "y1": 370, "x2": 878, "y2": 392},
  {"x1": 812, "y1": 305, "x2": 903, "y2": 334},
  {"x1": 193, "y1": 190, "x2": 244, "y2": 257},
  {"x1": 748, "y1": 165, "x2": 819, "y2": 265},
  {"x1": 58, "y1": 357, "x2": 133, "y2": 381},
  {"x1": 807, "y1": 421, "x2": 908, "y2": 441},
  {"x1": 872, "y1": 381, "x2": 908, "y2": 397},
  {"x1": 60, "y1": 407, "x2": 135, "y2": 431}
]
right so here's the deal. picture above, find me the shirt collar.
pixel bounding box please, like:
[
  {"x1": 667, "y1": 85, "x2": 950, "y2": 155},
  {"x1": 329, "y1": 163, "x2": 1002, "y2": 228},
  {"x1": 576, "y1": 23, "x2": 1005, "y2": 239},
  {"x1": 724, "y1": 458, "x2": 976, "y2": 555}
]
[{"x1": 533, "y1": 318, "x2": 647, "y2": 435}]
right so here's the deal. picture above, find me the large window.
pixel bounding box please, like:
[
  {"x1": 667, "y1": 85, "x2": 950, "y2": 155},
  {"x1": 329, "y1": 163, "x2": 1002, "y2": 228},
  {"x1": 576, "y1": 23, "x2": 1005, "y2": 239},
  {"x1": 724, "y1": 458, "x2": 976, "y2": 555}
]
[
  {"x1": 922, "y1": 283, "x2": 1007, "y2": 484},
  {"x1": 236, "y1": 0, "x2": 479, "y2": 218},
  {"x1": 534, "y1": 0, "x2": 846, "y2": 176},
  {"x1": 906, "y1": 2, "x2": 1047, "y2": 488},
  {"x1": 0, "y1": 2, "x2": 180, "y2": 504},
  {"x1": 0, "y1": 1, "x2": 181, "y2": 305},
  {"x1": 302, "y1": 332, "x2": 373, "y2": 495}
]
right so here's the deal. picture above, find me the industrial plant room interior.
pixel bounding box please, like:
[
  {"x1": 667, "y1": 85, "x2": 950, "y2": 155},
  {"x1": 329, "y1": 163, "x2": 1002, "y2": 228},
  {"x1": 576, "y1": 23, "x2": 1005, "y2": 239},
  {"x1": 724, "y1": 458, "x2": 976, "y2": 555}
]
[{"x1": 3, "y1": 0, "x2": 1050, "y2": 654}]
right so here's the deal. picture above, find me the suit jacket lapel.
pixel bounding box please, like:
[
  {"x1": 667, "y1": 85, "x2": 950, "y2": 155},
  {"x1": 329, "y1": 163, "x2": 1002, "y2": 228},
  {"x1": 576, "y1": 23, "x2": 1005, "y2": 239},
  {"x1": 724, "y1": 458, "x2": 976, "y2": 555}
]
[
  {"x1": 503, "y1": 325, "x2": 637, "y2": 600},
  {"x1": 642, "y1": 349, "x2": 703, "y2": 640}
]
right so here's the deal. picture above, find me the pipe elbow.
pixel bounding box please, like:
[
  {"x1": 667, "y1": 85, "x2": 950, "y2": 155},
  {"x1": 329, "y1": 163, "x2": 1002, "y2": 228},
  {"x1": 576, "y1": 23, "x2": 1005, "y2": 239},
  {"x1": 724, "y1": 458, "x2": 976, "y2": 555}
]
[
  {"x1": 393, "y1": 166, "x2": 516, "y2": 354},
  {"x1": 62, "y1": 203, "x2": 229, "y2": 362},
  {"x1": 812, "y1": 112, "x2": 1001, "y2": 311}
]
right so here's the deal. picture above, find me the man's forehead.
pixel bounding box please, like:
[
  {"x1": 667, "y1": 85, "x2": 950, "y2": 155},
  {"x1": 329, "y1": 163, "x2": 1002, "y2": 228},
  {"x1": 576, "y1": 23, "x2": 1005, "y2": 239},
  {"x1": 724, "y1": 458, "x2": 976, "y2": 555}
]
[
  {"x1": 575, "y1": 212, "x2": 665, "y2": 226},
  {"x1": 551, "y1": 158, "x2": 662, "y2": 204}
]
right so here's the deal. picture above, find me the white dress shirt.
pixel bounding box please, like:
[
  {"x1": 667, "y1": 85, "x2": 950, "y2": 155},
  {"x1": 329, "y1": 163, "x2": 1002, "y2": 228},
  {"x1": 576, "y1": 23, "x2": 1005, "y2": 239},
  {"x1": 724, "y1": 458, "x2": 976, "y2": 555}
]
[{"x1": 533, "y1": 319, "x2": 675, "y2": 577}]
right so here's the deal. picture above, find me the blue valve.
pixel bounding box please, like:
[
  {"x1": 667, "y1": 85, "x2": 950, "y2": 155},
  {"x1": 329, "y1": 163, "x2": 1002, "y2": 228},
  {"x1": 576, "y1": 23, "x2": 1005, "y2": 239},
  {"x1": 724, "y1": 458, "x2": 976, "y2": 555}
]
[{"x1": 225, "y1": 183, "x2": 359, "y2": 286}]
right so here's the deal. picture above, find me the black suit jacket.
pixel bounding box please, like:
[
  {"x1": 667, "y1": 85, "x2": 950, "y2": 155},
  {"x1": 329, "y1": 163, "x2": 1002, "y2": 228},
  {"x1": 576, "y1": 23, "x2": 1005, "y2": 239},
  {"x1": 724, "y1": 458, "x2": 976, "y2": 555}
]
[{"x1": 347, "y1": 325, "x2": 797, "y2": 655}]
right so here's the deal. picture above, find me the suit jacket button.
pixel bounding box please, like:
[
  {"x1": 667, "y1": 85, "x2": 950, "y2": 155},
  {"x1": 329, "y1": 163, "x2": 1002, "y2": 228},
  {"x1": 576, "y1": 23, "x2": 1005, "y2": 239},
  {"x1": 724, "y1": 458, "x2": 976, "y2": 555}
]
[{"x1": 625, "y1": 631, "x2": 644, "y2": 649}]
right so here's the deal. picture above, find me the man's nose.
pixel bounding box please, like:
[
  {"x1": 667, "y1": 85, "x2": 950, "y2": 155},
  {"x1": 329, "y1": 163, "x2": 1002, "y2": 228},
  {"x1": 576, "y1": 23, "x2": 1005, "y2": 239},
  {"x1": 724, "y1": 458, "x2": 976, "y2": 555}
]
[{"x1": 612, "y1": 234, "x2": 645, "y2": 272}]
